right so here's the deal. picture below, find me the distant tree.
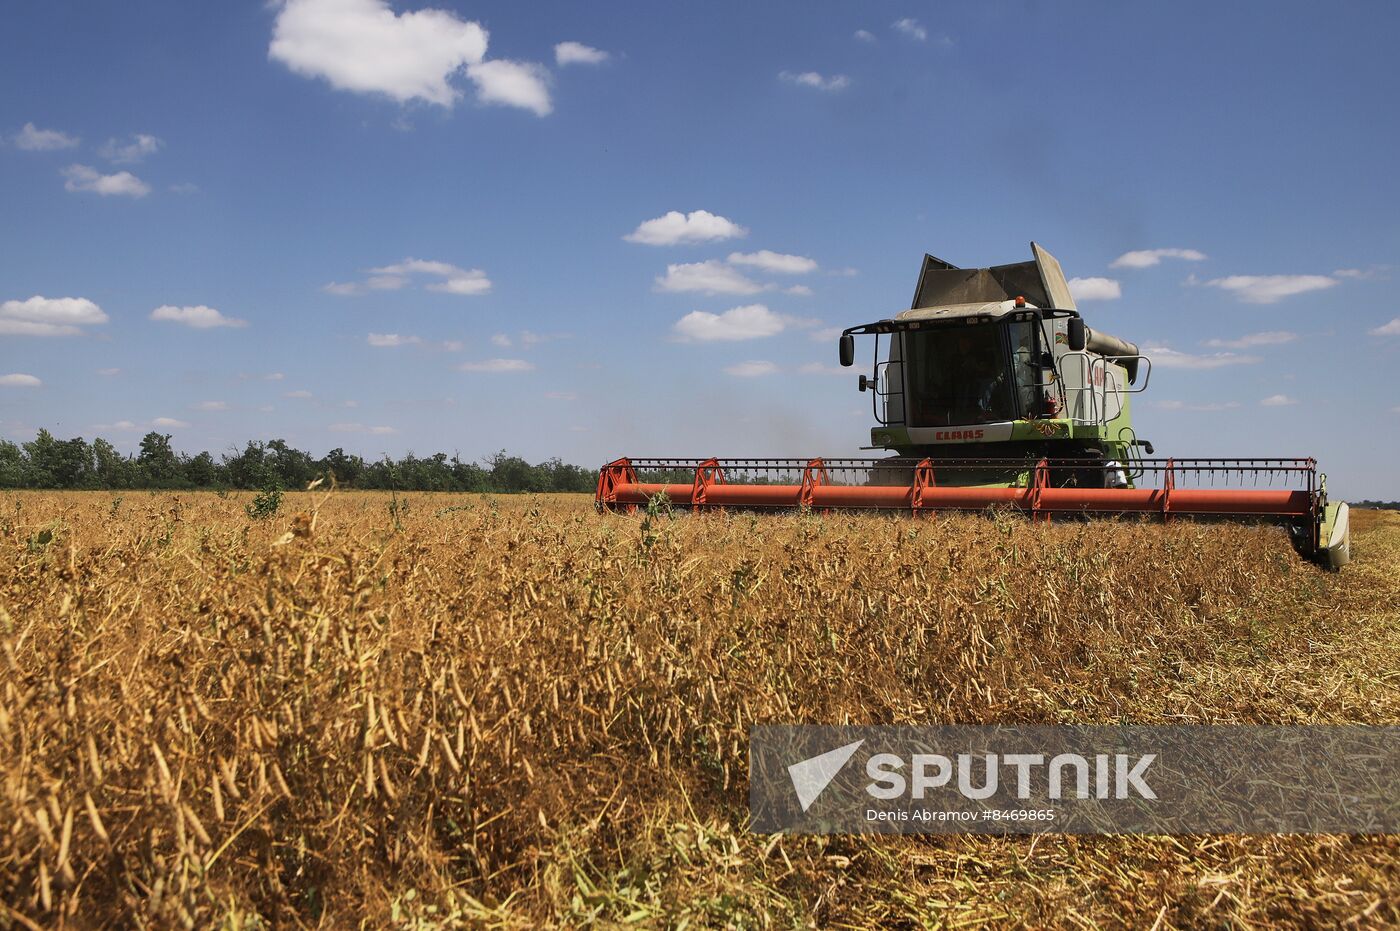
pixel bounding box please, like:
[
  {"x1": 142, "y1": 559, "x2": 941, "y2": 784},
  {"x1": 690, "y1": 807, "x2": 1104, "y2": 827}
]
[
  {"x1": 54, "y1": 437, "x2": 95, "y2": 487},
  {"x1": 266, "y1": 439, "x2": 316, "y2": 489},
  {"x1": 0, "y1": 440, "x2": 24, "y2": 487},
  {"x1": 23, "y1": 430, "x2": 72, "y2": 488},
  {"x1": 223, "y1": 441, "x2": 267, "y2": 489},
  {"x1": 319, "y1": 447, "x2": 364, "y2": 486},
  {"x1": 184, "y1": 451, "x2": 222, "y2": 487},
  {"x1": 138, "y1": 432, "x2": 180, "y2": 486},
  {"x1": 0, "y1": 429, "x2": 599, "y2": 493},
  {"x1": 92, "y1": 438, "x2": 135, "y2": 488},
  {"x1": 485, "y1": 450, "x2": 545, "y2": 492},
  {"x1": 450, "y1": 454, "x2": 489, "y2": 492},
  {"x1": 538, "y1": 456, "x2": 595, "y2": 493}
]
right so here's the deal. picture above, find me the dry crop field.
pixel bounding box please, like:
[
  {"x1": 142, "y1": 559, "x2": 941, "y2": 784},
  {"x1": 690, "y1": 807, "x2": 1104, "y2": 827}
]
[{"x1": 1, "y1": 490, "x2": 1398, "y2": 929}]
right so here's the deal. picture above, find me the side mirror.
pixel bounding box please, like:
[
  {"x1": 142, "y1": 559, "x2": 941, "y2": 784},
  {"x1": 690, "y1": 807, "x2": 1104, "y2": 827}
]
[
  {"x1": 859, "y1": 374, "x2": 872, "y2": 392},
  {"x1": 1067, "y1": 318, "x2": 1086, "y2": 352},
  {"x1": 838, "y1": 333, "x2": 854, "y2": 367}
]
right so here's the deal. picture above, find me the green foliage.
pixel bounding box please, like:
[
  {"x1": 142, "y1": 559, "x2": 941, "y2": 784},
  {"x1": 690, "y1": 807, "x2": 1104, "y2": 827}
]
[
  {"x1": 0, "y1": 429, "x2": 601, "y2": 495},
  {"x1": 388, "y1": 490, "x2": 408, "y2": 532},
  {"x1": 138, "y1": 432, "x2": 180, "y2": 485},
  {"x1": 637, "y1": 491, "x2": 672, "y2": 559},
  {"x1": 244, "y1": 481, "x2": 283, "y2": 521}
]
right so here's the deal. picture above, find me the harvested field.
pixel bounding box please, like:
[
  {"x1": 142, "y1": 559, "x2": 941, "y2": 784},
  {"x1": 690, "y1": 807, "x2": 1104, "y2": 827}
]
[{"x1": 1, "y1": 491, "x2": 1398, "y2": 928}]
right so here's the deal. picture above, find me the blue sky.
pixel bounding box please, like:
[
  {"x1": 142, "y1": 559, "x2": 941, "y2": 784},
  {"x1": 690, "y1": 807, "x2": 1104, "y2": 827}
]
[{"x1": 2, "y1": 0, "x2": 1398, "y2": 497}]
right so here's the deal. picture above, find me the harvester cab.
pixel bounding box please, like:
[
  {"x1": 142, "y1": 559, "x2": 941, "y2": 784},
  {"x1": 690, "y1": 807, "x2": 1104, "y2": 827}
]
[
  {"x1": 597, "y1": 242, "x2": 1351, "y2": 572},
  {"x1": 839, "y1": 242, "x2": 1151, "y2": 487}
]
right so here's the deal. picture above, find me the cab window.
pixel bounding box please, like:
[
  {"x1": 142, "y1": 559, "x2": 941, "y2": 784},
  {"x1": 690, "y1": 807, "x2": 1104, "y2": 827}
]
[
  {"x1": 902, "y1": 323, "x2": 1015, "y2": 426},
  {"x1": 1007, "y1": 320, "x2": 1042, "y2": 418}
]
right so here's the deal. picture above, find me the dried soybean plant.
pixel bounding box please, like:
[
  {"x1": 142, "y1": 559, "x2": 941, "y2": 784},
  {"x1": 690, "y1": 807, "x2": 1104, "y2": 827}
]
[{"x1": 1, "y1": 490, "x2": 1397, "y2": 928}]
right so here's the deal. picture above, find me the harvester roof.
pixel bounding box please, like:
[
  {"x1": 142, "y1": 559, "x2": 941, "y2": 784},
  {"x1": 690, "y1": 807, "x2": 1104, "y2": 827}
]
[{"x1": 894, "y1": 299, "x2": 1043, "y2": 324}]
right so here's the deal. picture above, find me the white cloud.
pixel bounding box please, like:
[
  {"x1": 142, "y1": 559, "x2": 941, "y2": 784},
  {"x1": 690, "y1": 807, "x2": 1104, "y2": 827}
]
[
  {"x1": 624, "y1": 210, "x2": 747, "y2": 246},
  {"x1": 1067, "y1": 276, "x2": 1121, "y2": 301},
  {"x1": 150, "y1": 304, "x2": 248, "y2": 328},
  {"x1": 811, "y1": 325, "x2": 844, "y2": 342},
  {"x1": 1204, "y1": 274, "x2": 1337, "y2": 304},
  {"x1": 366, "y1": 333, "x2": 458, "y2": 351},
  {"x1": 466, "y1": 59, "x2": 552, "y2": 116},
  {"x1": 893, "y1": 18, "x2": 927, "y2": 40},
  {"x1": 98, "y1": 133, "x2": 163, "y2": 164},
  {"x1": 427, "y1": 271, "x2": 492, "y2": 294},
  {"x1": 1260, "y1": 394, "x2": 1298, "y2": 407},
  {"x1": 459, "y1": 358, "x2": 534, "y2": 372},
  {"x1": 854, "y1": 29, "x2": 876, "y2": 42},
  {"x1": 1334, "y1": 266, "x2": 1388, "y2": 280},
  {"x1": 195, "y1": 400, "x2": 228, "y2": 411},
  {"x1": 97, "y1": 368, "x2": 121, "y2": 376},
  {"x1": 1146, "y1": 346, "x2": 1261, "y2": 369},
  {"x1": 13, "y1": 122, "x2": 78, "y2": 151},
  {"x1": 656, "y1": 260, "x2": 766, "y2": 295},
  {"x1": 785, "y1": 284, "x2": 813, "y2": 296},
  {"x1": 61, "y1": 164, "x2": 151, "y2": 197},
  {"x1": 152, "y1": 417, "x2": 189, "y2": 428},
  {"x1": 555, "y1": 41, "x2": 609, "y2": 66},
  {"x1": 1203, "y1": 330, "x2": 1298, "y2": 349},
  {"x1": 0, "y1": 295, "x2": 108, "y2": 336},
  {"x1": 779, "y1": 71, "x2": 850, "y2": 92},
  {"x1": 265, "y1": 372, "x2": 285, "y2": 381},
  {"x1": 673, "y1": 304, "x2": 789, "y2": 342},
  {"x1": 329, "y1": 422, "x2": 397, "y2": 434},
  {"x1": 798, "y1": 362, "x2": 846, "y2": 376},
  {"x1": 1370, "y1": 318, "x2": 1400, "y2": 336},
  {"x1": 1153, "y1": 400, "x2": 1241, "y2": 412},
  {"x1": 285, "y1": 389, "x2": 313, "y2": 399},
  {"x1": 374, "y1": 259, "x2": 490, "y2": 295},
  {"x1": 727, "y1": 250, "x2": 818, "y2": 274},
  {"x1": 269, "y1": 0, "x2": 487, "y2": 107},
  {"x1": 725, "y1": 360, "x2": 779, "y2": 377},
  {"x1": 324, "y1": 275, "x2": 405, "y2": 295},
  {"x1": 489, "y1": 330, "x2": 569, "y2": 349},
  {"x1": 1110, "y1": 248, "x2": 1208, "y2": 269},
  {"x1": 96, "y1": 420, "x2": 138, "y2": 432},
  {"x1": 367, "y1": 333, "x2": 422, "y2": 347},
  {"x1": 330, "y1": 258, "x2": 491, "y2": 296},
  {"x1": 0, "y1": 374, "x2": 41, "y2": 388},
  {"x1": 371, "y1": 258, "x2": 458, "y2": 277}
]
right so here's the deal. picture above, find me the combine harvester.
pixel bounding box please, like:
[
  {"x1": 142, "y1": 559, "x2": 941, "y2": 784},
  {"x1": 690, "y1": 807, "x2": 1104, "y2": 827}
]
[{"x1": 597, "y1": 243, "x2": 1350, "y2": 570}]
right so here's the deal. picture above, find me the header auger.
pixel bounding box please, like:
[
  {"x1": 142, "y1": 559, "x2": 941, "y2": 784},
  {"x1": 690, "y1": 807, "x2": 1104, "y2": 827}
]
[{"x1": 598, "y1": 243, "x2": 1351, "y2": 571}]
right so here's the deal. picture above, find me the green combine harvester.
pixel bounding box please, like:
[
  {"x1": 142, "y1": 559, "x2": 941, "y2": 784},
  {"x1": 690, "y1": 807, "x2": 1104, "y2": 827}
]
[{"x1": 597, "y1": 243, "x2": 1350, "y2": 570}]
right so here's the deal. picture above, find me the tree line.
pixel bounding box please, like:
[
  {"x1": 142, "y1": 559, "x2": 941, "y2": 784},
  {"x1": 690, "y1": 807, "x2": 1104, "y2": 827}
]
[{"x1": 0, "y1": 430, "x2": 600, "y2": 493}]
